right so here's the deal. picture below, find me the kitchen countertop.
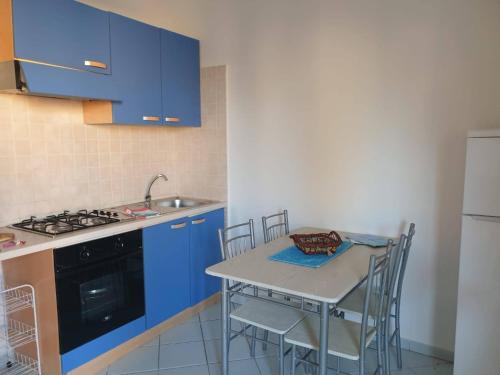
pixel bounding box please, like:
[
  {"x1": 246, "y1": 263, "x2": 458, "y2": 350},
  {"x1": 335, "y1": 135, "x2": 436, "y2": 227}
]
[{"x1": 0, "y1": 199, "x2": 226, "y2": 262}]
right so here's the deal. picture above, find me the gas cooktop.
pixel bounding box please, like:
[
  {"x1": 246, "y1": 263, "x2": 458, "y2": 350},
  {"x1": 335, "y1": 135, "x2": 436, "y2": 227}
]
[{"x1": 10, "y1": 209, "x2": 121, "y2": 237}]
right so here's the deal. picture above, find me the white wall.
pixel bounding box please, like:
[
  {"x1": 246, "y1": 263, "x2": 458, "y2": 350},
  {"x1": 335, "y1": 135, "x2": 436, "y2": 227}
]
[{"x1": 82, "y1": 0, "x2": 500, "y2": 354}]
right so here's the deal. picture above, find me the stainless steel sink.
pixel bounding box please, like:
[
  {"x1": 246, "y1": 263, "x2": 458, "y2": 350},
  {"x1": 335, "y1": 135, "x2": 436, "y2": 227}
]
[
  {"x1": 111, "y1": 197, "x2": 215, "y2": 219},
  {"x1": 155, "y1": 198, "x2": 209, "y2": 209}
]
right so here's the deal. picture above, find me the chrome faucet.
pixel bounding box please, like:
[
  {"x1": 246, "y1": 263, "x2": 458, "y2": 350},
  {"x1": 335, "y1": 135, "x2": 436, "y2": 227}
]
[{"x1": 144, "y1": 174, "x2": 168, "y2": 207}]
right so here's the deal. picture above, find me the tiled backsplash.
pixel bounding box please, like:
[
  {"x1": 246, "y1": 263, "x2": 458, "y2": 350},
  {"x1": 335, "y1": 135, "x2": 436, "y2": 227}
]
[{"x1": 0, "y1": 66, "x2": 227, "y2": 226}]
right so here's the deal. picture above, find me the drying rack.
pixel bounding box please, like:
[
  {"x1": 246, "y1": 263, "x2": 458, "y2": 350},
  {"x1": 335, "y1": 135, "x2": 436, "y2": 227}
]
[{"x1": 0, "y1": 285, "x2": 40, "y2": 375}]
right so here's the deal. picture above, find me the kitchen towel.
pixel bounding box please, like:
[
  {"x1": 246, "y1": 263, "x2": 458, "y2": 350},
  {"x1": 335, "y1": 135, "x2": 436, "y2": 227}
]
[
  {"x1": 344, "y1": 233, "x2": 390, "y2": 247},
  {"x1": 268, "y1": 240, "x2": 354, "y2": 268}
]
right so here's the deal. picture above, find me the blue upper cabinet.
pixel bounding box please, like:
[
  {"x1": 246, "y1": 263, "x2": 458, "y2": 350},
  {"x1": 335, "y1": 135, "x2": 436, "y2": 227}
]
[
  {"x1": 12, "y1": 0, "x2": 111, "y2": 74},
  {"x1": 106, "y1": 13, "x2": 162, "y2": 125},
  {"x1": 143, "y1": 218, "x2": 191, "y2": 329},
  {"x1": 161, "y1": 30, "x2": 201, "y2": 127},
  {"x1": 189, "y1": 209, "x2": 224, "y2": 305}
]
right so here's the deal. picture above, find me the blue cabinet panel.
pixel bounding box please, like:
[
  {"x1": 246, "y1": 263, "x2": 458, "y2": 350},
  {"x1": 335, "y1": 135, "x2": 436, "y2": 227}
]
[
  {"x1": 190, "y1": 209, "x2": 224, "y2": 305},
  {"x1": 19, "y1": 61, "x2": 115, "y2": 100},
  {"x1": 109, "y1": 13, "x2": 162, "y2": 125},
  {"x1": 161, "y1": 30, "x2": 201, "y2": 127},
  {"x1": 61, "y1": 316, "x2": 145, "y2": 374},
  {"x1": 143, "y1": 218, "x2": 191, "y2": 329},
  {"x1": 12, "y1": 0, "x2": 111, "y2": 74}
]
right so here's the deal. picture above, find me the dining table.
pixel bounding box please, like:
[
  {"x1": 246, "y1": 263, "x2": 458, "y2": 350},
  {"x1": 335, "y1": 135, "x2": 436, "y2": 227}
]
[{"x1": 205, "y1": 227, "x2": 388, "y2": 375}]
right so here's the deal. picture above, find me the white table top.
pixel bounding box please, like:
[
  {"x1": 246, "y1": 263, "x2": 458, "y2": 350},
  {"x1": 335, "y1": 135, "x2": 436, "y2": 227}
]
[{"x1": 206, "y1": 227, "x2": 387, "y2": 304}]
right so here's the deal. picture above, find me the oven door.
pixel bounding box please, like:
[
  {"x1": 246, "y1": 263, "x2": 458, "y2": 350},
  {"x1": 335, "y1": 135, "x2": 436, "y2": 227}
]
[{"x1": 55, "y1": 249, "x2": 144, "y2": 354}]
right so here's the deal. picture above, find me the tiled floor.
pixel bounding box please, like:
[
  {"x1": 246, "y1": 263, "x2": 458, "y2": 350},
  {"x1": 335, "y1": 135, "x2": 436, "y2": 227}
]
[{"x1": 95, "y1": 303, "x2": 453, "y2": 375}]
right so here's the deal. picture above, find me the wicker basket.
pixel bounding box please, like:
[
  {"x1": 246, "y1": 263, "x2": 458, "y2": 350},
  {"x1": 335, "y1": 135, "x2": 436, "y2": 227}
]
[{"x1": 289, "y1": 231, "x2": 343, "y2": 256}]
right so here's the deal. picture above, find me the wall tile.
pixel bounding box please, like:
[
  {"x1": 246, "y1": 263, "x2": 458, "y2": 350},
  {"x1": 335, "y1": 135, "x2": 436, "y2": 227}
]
[{"x1": 0, "y1": 66, "x2": 227, "y2": 226}]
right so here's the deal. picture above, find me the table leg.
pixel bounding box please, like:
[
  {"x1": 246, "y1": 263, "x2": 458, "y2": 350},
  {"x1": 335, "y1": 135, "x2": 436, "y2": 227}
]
[
  {"x1": 319, "y1": 301, "x2": 329, "y2": 375},
  {"x1": 222, "y1": 278, "x2": 229, "y2": 375}
]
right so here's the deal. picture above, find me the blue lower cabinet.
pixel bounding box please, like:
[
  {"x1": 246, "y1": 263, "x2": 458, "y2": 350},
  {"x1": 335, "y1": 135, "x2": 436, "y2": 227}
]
[
  {"x1": 61, "y1": 316, "x2": 145, "y2": 374},
  {"x1": 62, "y1": 209, "x2": 225, "y2": 372},
  {"x1": 189, "y1": 209, "x2": 225, "y2": 305},
  {"x1": 143, "y1": 218, "x2": 191, "y2": 329}
]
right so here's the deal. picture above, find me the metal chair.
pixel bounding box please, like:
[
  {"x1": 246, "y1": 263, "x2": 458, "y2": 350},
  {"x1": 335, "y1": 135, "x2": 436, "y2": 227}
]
[
  {"x1": 262, "y1": 209, "x2": 290, "y2": 243},
  {"x1": 284, "y1": 238, "x2": 404, "y2": 375},
  {"x1": 218, "y1": 220, "x2": 258, "y2": 353},
  {"x1": 219, "y1": 219, "x2": 256, "y2": 260},
  {"x1": 391, "y1": 223, "x2": 415, "y2": 368},
  {"x1": 337, "y1": 224, "x2": 416, "y2": 370},
  {"x1": 218, "y1": 220, "x2": 306, "y2": 374}
]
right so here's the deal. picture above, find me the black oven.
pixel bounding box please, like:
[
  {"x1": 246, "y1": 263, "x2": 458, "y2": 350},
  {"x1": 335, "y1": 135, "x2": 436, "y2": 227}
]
[{"x1": 54, "y1": 230, "x2": 144, "y2": 354}]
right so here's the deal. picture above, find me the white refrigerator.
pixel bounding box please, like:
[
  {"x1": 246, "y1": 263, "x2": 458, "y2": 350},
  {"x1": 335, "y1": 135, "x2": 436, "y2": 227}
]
[{"x1": 454, "y1": 129, "x2": 500, "y2": 375}]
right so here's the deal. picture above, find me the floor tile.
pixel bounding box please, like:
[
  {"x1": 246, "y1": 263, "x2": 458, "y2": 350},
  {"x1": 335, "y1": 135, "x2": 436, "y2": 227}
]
[
  {"x1": 108, "y1": 346, "x2": 159, "y2": 375},
  {"x1": 199, "y1": 303, "x2": 221, "y2": 322},
  {"x1": 101, "y1": 302, "x2": 455, "y2": 375},
  {"x1": 201, "y1": 319, "x2": 222, "y2": 340},
  {"x1": 391, "y1": 369, "x2": 417, "y2": 375},
  {"x1": 412, "y1": 363, "x2": 453, "y2": 375},
  {"x1": 256, "y1": 355, "x2": 306, "y2": 375},
  {"x1": 142, "y1": 336, "x2": 160, "y2": 347},
  {"x1": 160, "y1": 321, "x2": 203, "y2": 345},
  {"x1": 158, "y1": 365, "x2": 210, "y2": 375},
  {"x1": 205, "y1": 336, "x2": 254, "y2": 364},
  {"x1": 93, "y1": 368, "x2": 108, "y2": 375},
  {"x1": 392, "y1": 349, "x2": 448, "y2": 369},
  {"x1": 181, "y1": 313, "x2": 201, "y2": 325},
  {"x1": 159, "y1": 341, "x2": 207, "y2": 369},
  {"x1": 208, "y1": 358, "x2": 261, "y2": 375}
]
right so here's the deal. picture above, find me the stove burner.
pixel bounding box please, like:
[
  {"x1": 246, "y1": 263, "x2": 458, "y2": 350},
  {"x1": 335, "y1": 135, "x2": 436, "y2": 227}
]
[
  {"x1": 46, "y1": 222, "x2": 74, "y2": 234},
  {"x1": 82, "y1": 217, "x2": 108, "y2": 226},
  {"x1": 11, "y1": 209, "x2": 121, "y2": 237}
]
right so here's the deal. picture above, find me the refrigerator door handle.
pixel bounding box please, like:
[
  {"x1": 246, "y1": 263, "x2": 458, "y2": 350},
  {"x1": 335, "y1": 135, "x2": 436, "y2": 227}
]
[{"x1": 466, "y1": 214, "x2": 500, "y2": 223}]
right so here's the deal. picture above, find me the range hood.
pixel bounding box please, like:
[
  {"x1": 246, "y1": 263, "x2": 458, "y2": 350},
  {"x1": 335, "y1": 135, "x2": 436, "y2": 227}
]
[
  {"x1": 0, "y1": 61, "x2": 23, "y2": 93},
  {"x1": 0, "y1": 59, "x2": 116, "y2": 101}
]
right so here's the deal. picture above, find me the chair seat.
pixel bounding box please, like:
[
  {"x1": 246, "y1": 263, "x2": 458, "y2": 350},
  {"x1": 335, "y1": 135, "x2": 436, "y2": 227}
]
[
  {"x1": 230, "y1": 299, "x2": 306, "y2": 335},
  {"x1": 284, "y1": 314, "x2": 376, "y2": 361}
]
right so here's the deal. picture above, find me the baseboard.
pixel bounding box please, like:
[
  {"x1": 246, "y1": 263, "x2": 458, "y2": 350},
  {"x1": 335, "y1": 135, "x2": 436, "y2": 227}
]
[
  {"x1": 343, "y1": 311, "x2": 454, "y2": 363},
  {"x1": 400, "y1": 337, "x2": 454, "y2": 363}
]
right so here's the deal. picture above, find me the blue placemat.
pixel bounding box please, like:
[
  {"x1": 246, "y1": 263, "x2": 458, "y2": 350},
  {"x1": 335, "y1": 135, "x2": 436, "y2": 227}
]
[
  {"x1": 344, "y1": 233, "x2": 389, "y2": 247},
  {"x1": 268, "y1": 241, "x2": 354, "y2": 268}
]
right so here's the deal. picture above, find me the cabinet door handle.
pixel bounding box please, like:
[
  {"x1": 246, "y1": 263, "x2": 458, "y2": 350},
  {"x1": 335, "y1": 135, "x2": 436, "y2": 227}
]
[
  {"x1": 165, "y1": 117, "x2": 181, "y2": 123},
  {"x1": 84, "y1": 60, "x2": 107, "y2": 69},
  {"x1": 143, "y1": 116, "x2": 160, "y2": 121},
  {"x1": 171, "y1": 222, "x2": 187, "y2": 229},
  {"x1": 191, "y1": 218, "x2": 206, "y2": 225}
]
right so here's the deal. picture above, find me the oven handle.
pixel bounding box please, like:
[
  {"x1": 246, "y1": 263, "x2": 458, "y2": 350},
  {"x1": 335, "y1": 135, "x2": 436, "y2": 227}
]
[
  {"x1": 86, "y1": 287, "x2": 108, "y2": 296},
  {"x1": 55, "y1": 248, "x2": 143, "y2": 276}
]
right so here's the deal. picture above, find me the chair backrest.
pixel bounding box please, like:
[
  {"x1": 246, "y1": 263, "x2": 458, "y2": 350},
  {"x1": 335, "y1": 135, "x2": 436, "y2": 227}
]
[
  {"x1": 360, "y1": 236, "x2": 405, "y2": 356},
  {"x1": 394, "y1": 223, "x2": 415, "y2": 303},
  {"x1": 218, "y1": 219, "x2": 256, "y2": 260},
  {"x1": 261, "y1": 209, "x2": 289, "y2": 243}
]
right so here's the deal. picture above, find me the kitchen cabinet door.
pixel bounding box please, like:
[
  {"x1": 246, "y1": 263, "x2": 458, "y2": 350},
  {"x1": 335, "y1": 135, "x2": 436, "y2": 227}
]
[
  {"x1": 161, "y1": 30, "x2": 201, "y2": 127},
  {"x1": 143, "y1": 218, "x2": 190, "y2": 329},
  {"x1": 189, "y1": 209, "x2": 224, "y2": 305},
  {"x1": 109, "y1": 13, "x2": 163, "y2": 125},
  {"x1": 12, "y1": 0, "x2": 111, "y2": 74}
]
